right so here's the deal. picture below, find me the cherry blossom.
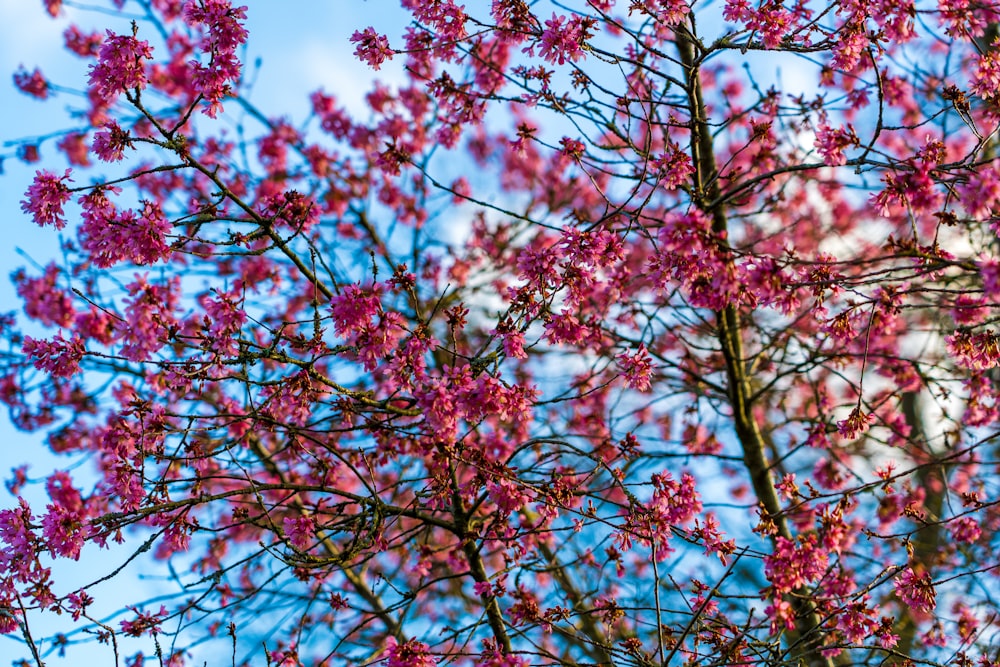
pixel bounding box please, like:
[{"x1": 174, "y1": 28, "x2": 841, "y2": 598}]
[
  {"x1": 3, "y1": 1, "x2": 1000, "y2": 665},
  {"x1": 20, "y1": 169, "x2": 72, "y2": 229}
]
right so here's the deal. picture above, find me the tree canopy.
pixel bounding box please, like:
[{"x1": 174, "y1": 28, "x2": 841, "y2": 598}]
[{"x1": 3, "y1": 1, "x2": 1000, "y2": 666}]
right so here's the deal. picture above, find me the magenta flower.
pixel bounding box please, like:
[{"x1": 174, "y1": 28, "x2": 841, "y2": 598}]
[
  {"x1": 352, "y1": 28, "x2": 393, "y2": 70},
  {"x1": 893, "y1": 566, "x2": 935, "y2": 614},
  {"x1": 13, "y1": 67, "x2": 49, "y2": 99},
  {"x1": 92, "y1": 121, "x2": 132, "y2": 162},
  {"x1": 837, "y1": 406, "x2": 875, "y2": 440},
  {"x1": 20, "y1": 169, "x2": 73, "y2": 229},
  {"x1": 87, "y1": 31, "x2": 153, "y2": 104},
  {"x1": 23, "y1": 334, "x2": 85, "y2": 378},
  {"x1": 383, "y1": 637, "x2": 438, "y2": 667},
  {"x1": 534, "y1": 14, "x2": 593, "y2": 65}
]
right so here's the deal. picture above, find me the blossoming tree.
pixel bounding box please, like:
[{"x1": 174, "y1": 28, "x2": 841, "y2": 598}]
[{"x1": 4, "y1": 0, "x2": 1000, "y2": 665}]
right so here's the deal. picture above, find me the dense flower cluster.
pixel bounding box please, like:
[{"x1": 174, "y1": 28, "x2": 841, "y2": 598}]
[
  {"x1": 87, "y1": 31, "x2": 153, "y2": 104},
  {"x1": 13, "y1": 67, "x2": 49, "y2": 99},
  {"x1": 351, "y1": 27, "x2": 393, "y2": 70},
  {"x1": 20, "y1": 169, "x2": 72, "y2": 229}
]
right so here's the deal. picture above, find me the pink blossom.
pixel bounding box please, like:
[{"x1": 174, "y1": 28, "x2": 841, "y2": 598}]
[
  {"x1": 837, "y1": 407, "x2": 875, "y2": 440},
  {"x1": 184, "y1": 0, "x2": 248, "y2": 115},
  {"x1": 184, "y1": 0, "x2": 248, "y2": 54},
  {"x1": 476, "y1": 639, "x2": 529, "y2": 667},
  {"x1": 981, "y1": 256, "x2": 1000, "y2": 298},
  {"x1": 946, "y1": 330, "x2": 1000, "y2": 370},
  {"x1": 724, "y1": 0, "x2": 752, "y2": 22},
  {"x1": 330, "y1": 284, "x2": 381, "y2": 338},
  {"x1": 617, "y1": 344, "x2": 653, "y2": 392},
  {"x1": 653, "y1": 472, "x2": 702, "y2": 524},
  {"x1": 830, "y1": 22, "x2": 867, "y2": 72},
  {"x1": 64, "y1": 25, "x2": 103, "y2": 57},
  {"x1": 41, "y1": 472, "x2": 90, "y2": 560},
  {"x1": 973, "y1": 51, "x2": 1000, "y2": 102},
  {"x1": 117, "y1": 276, "x2": 180, "y2": 362},
  {"x1": 501, "y1": 330, "x2": 527, "y2": 359},
  {"x1": 487, "y1": 477, "x2": 531, "y2": 515},
  {"x1": 311, "y1": 91, "x2": 353, "y2": 139},
  {"x1": 81, "y1": 199, "x2": 172, "y2": 268},
  {"x1": 838, "y1": 600, "x2": 878, "y2": 644},
  {"x1": 383, "y1": 636, "x2": 438, "y2": 667},
  {"x1": 948, "y1": 516, "x2": 982, "y2": 543},
  {"x1": 652, "y1": 145, "x2": 694, "y2": 190},
  {"x1": 283, "y1": 515, "x2": 315, "y2": 550},
  {"x1": 0, "y1": 499, "x2": 41, "y2": 586},
  {"x1": 893, "y1": 566, "x2": 935, "y2": 614},
  {"x1": 765, "y1": 597, "x2": 795, "y2": 635},
  {"x1": 120, "y1": 606, "x2": 167, "y2": 637},
  {"x1": 20, "y1": 169, "x2": 72, "y2": 229},
  {"x1": 14, "y1": 264, "x2": 75, "y2": 327},
  {"x1": 92, "y1": 121, "x2": 132, "y2": 162},
  {"x1": 67, "y1": 590, "x2": 94, "y2": 622},
  {"x1": 18, "y1": 144, "x2": 41, "y2": 163},
  {"x1": 23, "y1": 334, "x2": 85, "y2": 378},
  {"x1": 14, "y1": 67, "x2": 49, "y2": 99},
  {"x1": 88, "y1": 31, "x2": 154, "y2": 104},
  {"x1": 814, "y1": 124, "x2": 858, "y2": 166},
  {"x1": 543, "y1": 311, "x2": 586, "y2": 345},
  {"x1": 764, "y1": 534, "x2": 828, "y2": 594},
  {"x1": 875, "y1": 617, "x2": 900, "y2": 648},
  {"x1": 814, "y1": 458, "x2": 845, "y2": 489},
  {"x1": 655, "y1": 0, "x2": 692, "y2": 24},
  {"x1": 352, "y1": 28, "x2": 393, "y2": 70},
  {"x1": 559, "y1": 136, "x2": 586, "y2": 160},
  {"x1": 57, "y1": 133, "x2": 91, "y2": 166},
  {"x1": 534, "y1": 14, "x2": 593, "y2": 65},
  {"x1": 199, "y1": 286, "x2": 246, "y2": 355},
  {"x1": 952, "y1": 294, "x2": 988, "y2": 325}
]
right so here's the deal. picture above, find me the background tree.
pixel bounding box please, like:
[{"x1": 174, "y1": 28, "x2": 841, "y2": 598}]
[{"x1": 3, "y1": 0, "x2": 1000, "y2": 666}]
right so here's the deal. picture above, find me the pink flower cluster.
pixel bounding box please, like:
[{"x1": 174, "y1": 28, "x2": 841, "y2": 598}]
[
  {"x1": 652, "y1": 144, "x2": 694, "y2": 190},
  {"x1": 88, "y1": 31, "x2": 154, "y2": 105},
  {"x1": 764, "y1": 534, "x2": 828, "y2": 594},
  {"x1": 534, "y1": 14, "x2": 594, "y2": 65},
  {"x1": 23, "y1": 334, "x2": 85, "y2": 378},
  {"x1": 973, "y1": 51, "x2": 1000, "y2": 103},
  {"x1": 383, "y1": 637, "x2": 438, "y2": 667},
  {"x1": 21, "y1": 169, "x2": 73, "y2": 229},
  {"x1": 41, "y1": 472, "x2": 92, "y2": 560},
  {"x1": 330, "y1": 284, "x2": 382, "y2": 338},
  {"x1": 120, "y1": 606, "x2": 168, "y2": 637},
  {"x1": 893, "y1": 566, "x2": 935, "y2": 614},
  {"x1": 14, "y1": 264, "x2": 74, "y2": 328},
  {"x1": 617, "y1": 344, "x2": 653, "y2": 392},
  {"x1": 57, "y1": 133, "x2": 91, "y2": 166},
  {"x1": 946, "y1": 330, "x2": 1000, "y2": 370},
  {"x1": 352, "y1": 28, "x2": 393, "y2": 70},
  {"x1": 92, "y1": 121, "x2": 132, "y2": 162},
  {"x1": 476, "y1": 639, "x2": 529, "y2": 667},
  {"x1": 486, "y1": 477, "x2": 531, "y2": 515},
  {"x1": 283, "y1": 515, "x2": 316, "y2": 551},
  {"x1": 82, "y1": 199, "x2": 172, "y2": 268},
  {"x1": 814, "y1": 123, "x2": 858, "y2": 166},
  {"x1": 837, "y1": 406, "x2": 875, "y2": 439},
  {"x1": 64, "y1": 25, "x2": 103, "y2": 57},
  {"x1": 13, "y1": 67, "x2": 48, "y2": 99},
  {"x1": 183, "y1": 0, "x2": 249, "y2": 115}
]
